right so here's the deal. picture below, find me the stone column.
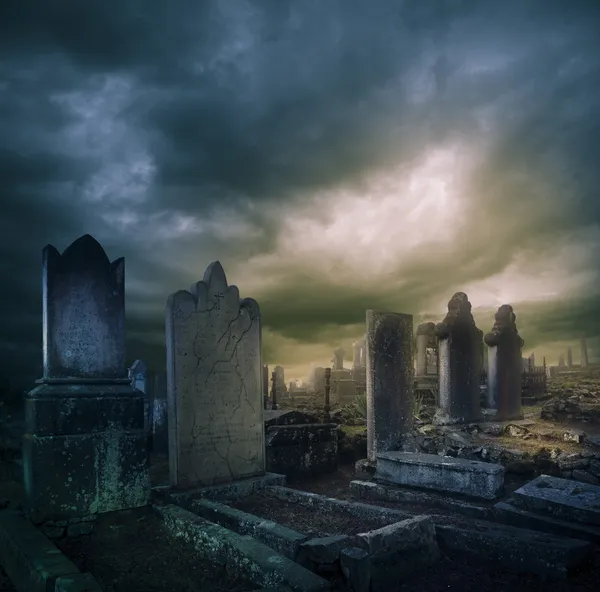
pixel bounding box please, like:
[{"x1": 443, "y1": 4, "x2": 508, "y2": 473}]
[
  {"x1": 433, "y1": 292, "x2": 484, "y2": 425},
  {"x1": 581, "y1": 336, "x2": 589, "y2": 368},
  {"x1": 484, "y1": 305, "x2": 524, "y2": 421},
  {"x1": 23, "y1": 235, "x2": 150, "y2": 525},
  {"x1": 366, "y1": 310, "x2": 414, "y2": 462},
  {"x1": 416, "y1": 322, "x2": 435, "y2": 376},
  {"x1": 128, "y1": 359, "x2": 149, "y2": 440},
  {"x1": 558, "y1": 354, "x2": 565, "y2": 367},
  {"x1": 567, "y1": 347, "x2": 573, "y2": 368},
  {"x1": 333, "y1": 347, "x2": 345, "y2": 371}
]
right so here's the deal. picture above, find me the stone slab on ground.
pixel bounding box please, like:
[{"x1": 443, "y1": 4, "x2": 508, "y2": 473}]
[
  {"x1": 155, "y1": 504, "x2": 330, "y2": 592},
  {"x1": 152, "y1": 472, "x2": 286, "y2": 505},
  {"x1": 189, "y1": 498, "x2": 308, "y2": 559},
  {"x1": 375, "y1": 452, "x2": 505, "y2": 500},
  {"x1": 349, "y1": 480, "x2": 494, "y2": 521},
  {"x1": 435, "y1": 520, "x2": 593, "y2": 579},
  {"x1": 512, "y1": 474, "x2": 600, "y2": 526},
  {"x1": 0, "y1": 509, "x2": 94, "y2": 592},
  {"x1": 493, "y1": 500, "x2": 600, "y2": 544},
  {"x1": 54, "y1": 573, "x2": 103, "y2": 592}
]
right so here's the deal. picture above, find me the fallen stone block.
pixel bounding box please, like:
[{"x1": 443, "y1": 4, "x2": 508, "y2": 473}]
[
  {"x1": 340, "y1": 547, "x2": 370, "y2": 592},
  {"x1": 493, "y1": 500, "x2": 600, "y2": 544},
  {"x1": 0, "y1": 510, "x2": 85, "y2": 592},
  {"x1": 356, "y1": 516, "x2": 439, "y2": 592},
  {"x1": 435, "y1": 520, "x2": 593, "y2": 578},
  {"x1": 512, "y1": 474, "x2": 600, "y2": 526},
  {"x1": 296, "y1": 535, "x2": 350, "y2": 573},
  {"x1": 189, "y1": 498, "x2": 308, "y2": 559},
  {"x1": 54, "y1": 572, "x2": 103, "y2": 592},
  {"x1": 375, "y1": 452, "x2": 505, "y2": 500},
  {"x1": 155, "y1": 504, "x2": 329, "y2": 592}
]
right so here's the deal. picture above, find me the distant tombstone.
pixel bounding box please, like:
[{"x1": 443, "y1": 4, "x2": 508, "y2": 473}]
[
  {"x1": 567, "y1": 346, "x2": 573, "y2": 368},
  {"x1": 128, "y1": 359, "x2": 149, "y2": 435},
  {"x1": 23, "y1": 235, "x2": 149, "y2": 524},
  {"x1": 151, "y1": 372, "x2": 168, "y2": 454},
  {"x1": 415, "y1": 322, "x2": 436, "y2": 376},
  {"x1": 484, "y1": 305, "x2": 524, "y2": 421},
  {"x1": 433, "y1": 292, "x2": 484, "y2": 425},
  {"x1": 166, "y1": 261, "x2": 264, "y2": 488},
  {"x1": 366, "y1": 310, "x2": 414, "y2": 462},
  {"x1": 581, "y1": 336, "x2": 589, "y2": 368},
  {"x1": 558, "y1": 354, "x2": 565, "y2": 368},
  {"x1": 333, "y1": 347, "x2": 345, "y2": 371}
]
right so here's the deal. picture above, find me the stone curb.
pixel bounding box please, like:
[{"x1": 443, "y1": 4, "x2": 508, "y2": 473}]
[
  {"x1": 154, "y1": 504, "x2": 330, "y2": 592},
  {"x1": 0, "y1": 510, "x2": 102, "y2": 592},
  {"x1": 189, "y1": 498, "x2": 308, "y2": 559},
  {"x1": 264, "y1": 486, "x2": 411, "y2": 522}
]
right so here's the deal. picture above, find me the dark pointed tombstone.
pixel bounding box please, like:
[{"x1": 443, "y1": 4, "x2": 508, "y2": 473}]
[
  {"x1": 433, "y1": 292, "x2": 484, "y2": 425},
  {"x1": 23, "y1": 235, "x2": 150, "y2": 526},
  {"x1": 484, "y1": 305, "x2": 524, "y2": 421}
]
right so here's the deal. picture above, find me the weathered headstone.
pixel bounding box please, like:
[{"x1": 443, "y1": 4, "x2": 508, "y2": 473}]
[
  {"x1": 332, "y1": 347, "x2": 345, "y2": 371},
  {"x1": 23, "y1": 235, "x2": 150, "y2": 524},
  {"x1": 166, "y1": 261, "x2": 264, "y2": 488},
  {"x1": 558, "y1": 354, "x2": 565, "y2": 368},
  {"x1": 415, "y1": 322, "x2": 436, "y2": 376},
  {"x1": 581, "y1": 336, "x2": 589, "y2": 368},
  {"x1": 151, "y1": 372, "x2": 168, "y2": 454},
  {"x1": 433, "y1": 292, "x2": 484, "y2": 425},
  {"x1": 484, "y1": 305, "x2": 524, "y2": 421},
  {"x1": 366, "y1": 310, "x2": 414, "y2": 462},
  {"x1": 128, "y1": 359, "x2": 150, "y2": 437},
  {"x1": 567, "y1": 346, "x2": 573, "y2": 368}
]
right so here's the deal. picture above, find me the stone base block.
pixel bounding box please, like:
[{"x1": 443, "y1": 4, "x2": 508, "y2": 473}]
[
  {"x1": 512, "y1": 474, "x2": 600, "y2": 526},
  {"x1": 23, "y1": 430, "x2": 150, "y2": 523},
  {"x1": 375, "y1": 451, "x2": 505, "y2": 500}
]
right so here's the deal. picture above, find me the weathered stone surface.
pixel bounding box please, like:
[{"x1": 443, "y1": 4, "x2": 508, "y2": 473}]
[
  {"x1": 356, "y1": 516, "x2": 439, "y2": 592},
  {"x1": 493, "y1": 500, "x2": 600, "y2": 543},
  {"x1": 572, "y1": 469, "x2": 600, "y2": 485},
  {"x1": 54, "y1": 573, "x2": 103, "y2": 592},
  {"x1": 512, "y1": 474, "x2": 600, "y2": 525},
  {"x1": 484, "y1": 305, "x2": 524, "y2": 421},
  {"x1": 42, "y1": 234, "x2": 126, "y2": 381},
  {"x1": 166, "y1": 261, "x2": 264, "y2": 488},
  {"x1": 434, "y1": 293, "x2": 483, "y2": 425},
  {"x1": 297, "y1": 535, "x2": 350, "y2": 571},
  {"x1": 155, "y1": 504, "x2": 330, "y2": 592},
  {"x1": 0, "y1": 510, "x2": 82, "y2": 592},
  {"x1": 340, "y1": 547, "x2": 370, "y2": 592},
  {"x1": 435, "y1": 520, "x2": 593, "y2": 578},
  {"x1": 189, "y1": 498, "x2": 308, "y2": 559},
  {"x1": 375, "y1": 451, "x2": 505, "y2": 500},
  {"x1": 365, "y1": 310, "x2": 413, "y2": 461}
]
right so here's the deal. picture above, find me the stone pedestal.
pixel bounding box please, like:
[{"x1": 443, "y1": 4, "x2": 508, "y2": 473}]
[
  {"x1": 23, "y1": 381, "x2": 150, "y2": 524},
  {"x1": 366, "y1": 310, "x2": 414, "y2": 462}
]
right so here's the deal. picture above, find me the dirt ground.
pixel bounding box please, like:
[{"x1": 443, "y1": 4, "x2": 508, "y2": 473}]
[
  {"x1": 0, "y1": 567, "x2": 15, "y2": 592},
  {"x1": 55, "y1": 506, "x2": 258, "y2": 592},
  {"x1": 229, "y1": 490, "x2": 393, "y2": 537}
]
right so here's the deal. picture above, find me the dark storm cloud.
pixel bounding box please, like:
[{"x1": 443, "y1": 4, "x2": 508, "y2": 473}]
[{"x1": 1, "y1": 0, "x2": 600, "y2": 382}]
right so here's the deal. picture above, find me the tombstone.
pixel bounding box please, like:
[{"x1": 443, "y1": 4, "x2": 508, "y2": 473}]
[
  {"x1": 332, "y1": 347, "x2": 345, "y2": 371},
  {"x1": 581, "y1": 336, "x2": 589, "y2": 368},
  {"x1": 558, "y1": 354, "x2": 565, "y2": 368},
  {"x1": 128, "y1": 359, "x2": 150, "y2": 439},
  {"x1": 275, "y1": 365, "x2": 286, "y2": 397},
  {"x1": 313, "y1": 366, "x2": 326, "y2": 395},
  {"x1": 567, "y1": 346, "x2": 573, "y2": 368},
  {"x1": 433, "y1": 292, "x2": 484, "y2": 425},
  {"x1": 529, "y1": 352, "x2": 536, "y2": 369},
  {"x1": 366, "y1": 310, "x2": 414, "y2": 462},
  {"x1": 166, "y1": 261, "x2": 264, "y2": 488},
  {"x1": 151, "y1": 372, "x2": 168, "y2": 454},
  {"x1": 352, "y1": 340, "x2": 362, "y2": 369},
  {"x1": 23, "y1": 235, "x2": 150, "y2": 525},
  {"x1": 484, "y1": 305, "x2": 524, "y2": 421},
  {"x1": 415, "y1": 322, "x2": 436, "y2": 376},
  {"x1": 262, "y1": 364, "x2": 269, "y2": 409}
]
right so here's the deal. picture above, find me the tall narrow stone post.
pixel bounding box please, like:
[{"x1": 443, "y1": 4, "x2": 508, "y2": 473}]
[
  {"x1": 324, "y1": 367, "x2": 331, "y2": 423},
  {"x1": 415, "y1": 322, "x2": 435, "y2": 376},
  {"x1": 484, "y1": 305, "x2": 524, "y2": 421},
  {"x1": 433, "y1": 292, "x2": 484, "y2": 425},
  {"x1": 23, "y1": 235, "x2": 150, "y2": 525},
  {"x1": 567, "y1": 347, "x2": 573, "y2": 368},
  {"x1": 366, "y1": 310, "x2": 414, "y2": 462},
  {"x1": 581, "y1": 336, "x2": 589, "y2": 368},
  {"x1": 263, "y1": 364, "x2": 269, "y2": 409}
]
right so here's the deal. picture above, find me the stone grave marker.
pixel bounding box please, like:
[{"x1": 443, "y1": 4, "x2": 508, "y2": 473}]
[
  {"x1": 23, "y1": 234, "x2": 150, "y2": 524},
  {"x1": 166, "y1": 261, "x2": 264, "y2": 488}
]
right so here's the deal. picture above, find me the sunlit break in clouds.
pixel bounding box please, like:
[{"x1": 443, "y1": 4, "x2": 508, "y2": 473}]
[{"x1": 1, "y1": 0, "x2": 600, "y2": 385}]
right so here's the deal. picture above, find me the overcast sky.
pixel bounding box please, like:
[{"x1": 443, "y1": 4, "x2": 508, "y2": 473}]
[{"x1": 2, "y1": 0, "x2": 599, "y2": 386}]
